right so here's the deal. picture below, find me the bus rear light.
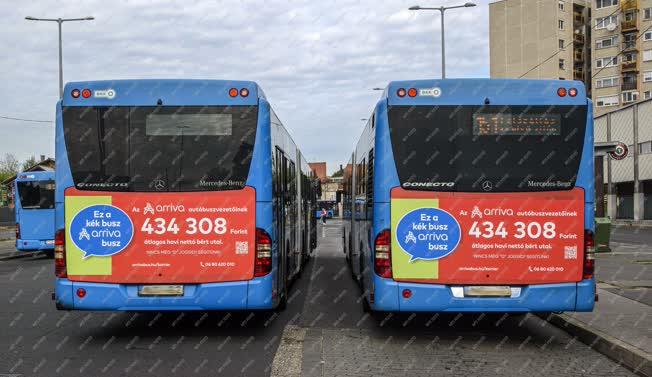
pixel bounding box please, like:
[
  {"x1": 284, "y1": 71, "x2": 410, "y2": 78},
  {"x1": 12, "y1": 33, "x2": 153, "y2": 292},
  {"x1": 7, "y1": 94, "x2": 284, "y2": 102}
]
[
  {"x1": 557, "y1": 87, "x2": 567, "y2": 97},
  {"x1": 15, "y1": 223, "x2": 20, "y2": 240},
  {"x1": 569, "y1": 87, "x2": 578, "y2": 97},
  {"x1": 81, "y1": 89, "x2": 91, "y2": 98},
  {"x1": 240, "y1": 88, "x2": 249, "y2": 97},
  {"x1": 254, "y1": 228, "x2": 272, "y2": 277},
  {"x1": 76, "y1": 288, "x2": 86, "y2": 298},
  {"x1": 408, "y1": 88, "x2": 418, "y2": 97},
  {"x1": 397, "y1": 88, "x2": 407, "y2": 98},
  {"x1": 583, "y1": 229, "x2": 595, "y2": 280},
  {"x1": 229, "y1": 88, "x2": 238, "y2": 97},
  {"x1": 54, "y1": 229, "x2": 67, "y2": 278},
  {"x1": 71, "y1": 89, "x2": 80, "y2": 98},
  {"x1": 374, "y1": 229, "x2": 392, "y2": 278}
]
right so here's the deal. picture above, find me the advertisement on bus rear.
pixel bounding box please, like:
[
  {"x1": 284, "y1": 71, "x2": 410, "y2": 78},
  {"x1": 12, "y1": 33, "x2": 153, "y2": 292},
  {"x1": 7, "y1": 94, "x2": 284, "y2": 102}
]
[
  {"x1": 64, "y1": 187, "x2": 256, "y2": 284},
  {"x1": 390, "y1": 188, "x2": 585, "y2": 284}
]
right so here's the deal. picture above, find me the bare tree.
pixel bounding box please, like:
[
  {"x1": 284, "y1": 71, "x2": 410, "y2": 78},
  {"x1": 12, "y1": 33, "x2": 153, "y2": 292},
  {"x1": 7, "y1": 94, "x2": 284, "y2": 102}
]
[{"x1": 0, "y1": 153, "x2": 19, "y2": 181}]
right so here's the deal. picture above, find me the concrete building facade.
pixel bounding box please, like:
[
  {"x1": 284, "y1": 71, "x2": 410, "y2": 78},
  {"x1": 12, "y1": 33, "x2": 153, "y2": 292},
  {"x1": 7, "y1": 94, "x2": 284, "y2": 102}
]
[{"x1": 490, "y1": 0, "x2": 592, "y2": 90}]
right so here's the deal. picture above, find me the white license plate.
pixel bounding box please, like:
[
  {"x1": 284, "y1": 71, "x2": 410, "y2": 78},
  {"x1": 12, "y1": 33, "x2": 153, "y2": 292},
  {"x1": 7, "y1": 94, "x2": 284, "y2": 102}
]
[
  {"x1": 464, "y1": 286, "x2": 512, "y2": 297},
  {"x1": 138, "y1": 285, "x2": 184, "y2": 296},
  {"x1": 45, "y1": 240, "x2": 55, "y2": 245}
]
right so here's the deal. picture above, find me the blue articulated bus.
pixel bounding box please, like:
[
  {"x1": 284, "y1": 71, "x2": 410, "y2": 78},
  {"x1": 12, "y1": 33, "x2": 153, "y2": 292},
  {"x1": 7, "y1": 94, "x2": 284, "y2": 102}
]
[
  {"x1": 14, "y1": 170, "x2": 56, "y2": 252},
  {"x1": 343, "y1": 79, "x2": 595, "y2": 313},
  {"x1": 54, "y1": 79, "x2": 317, "y2": 311}
]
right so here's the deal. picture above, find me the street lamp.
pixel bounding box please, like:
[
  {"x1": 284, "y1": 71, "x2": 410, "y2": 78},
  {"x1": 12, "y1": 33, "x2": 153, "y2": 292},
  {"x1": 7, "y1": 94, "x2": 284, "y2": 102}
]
[
  {"x1": 409, "y1": 2, "x2": 476, "y2": 79},
  {"x1": 25, "y1": 16, "x2": 95, "y2": 99}
]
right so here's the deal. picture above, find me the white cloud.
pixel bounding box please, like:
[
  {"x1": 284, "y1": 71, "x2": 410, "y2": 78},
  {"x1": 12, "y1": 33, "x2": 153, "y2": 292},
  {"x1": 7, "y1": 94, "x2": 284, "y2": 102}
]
[{"x1": 0, "y1": 0, "x2": 490, "y2": 172}]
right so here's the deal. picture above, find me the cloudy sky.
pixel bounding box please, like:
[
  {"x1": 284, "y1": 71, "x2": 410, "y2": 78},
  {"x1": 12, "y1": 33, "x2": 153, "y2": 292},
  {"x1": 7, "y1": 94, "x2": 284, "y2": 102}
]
[{"x1": 1, "y1": 0, "x2": 489, "y2": 173}]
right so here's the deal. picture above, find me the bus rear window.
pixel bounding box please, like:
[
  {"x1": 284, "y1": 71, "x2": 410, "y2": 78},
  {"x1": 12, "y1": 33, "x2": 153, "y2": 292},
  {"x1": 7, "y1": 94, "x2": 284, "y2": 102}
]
[
  {"x1": 62, "y1": 106, "x2": 257, "y2": 192},
  {"x1": 388, "y1": 105, "x2": 587, "y2": 192},
  {"x1": 17, "y1": 180, "x2": 55, "y2": 209}
]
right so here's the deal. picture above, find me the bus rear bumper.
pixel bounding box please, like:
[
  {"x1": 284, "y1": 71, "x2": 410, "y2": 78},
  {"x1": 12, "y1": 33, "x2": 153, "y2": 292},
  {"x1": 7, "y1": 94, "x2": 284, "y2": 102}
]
[
  {"x1": 55, "y1": 274, "x2": 275, "y2": 311},
  {"x1": 372, "y1": 277, "x2": 596, "y2": 313},
  {"x1": 16, "y1": 239, "x2": 54, "y2": 251}
]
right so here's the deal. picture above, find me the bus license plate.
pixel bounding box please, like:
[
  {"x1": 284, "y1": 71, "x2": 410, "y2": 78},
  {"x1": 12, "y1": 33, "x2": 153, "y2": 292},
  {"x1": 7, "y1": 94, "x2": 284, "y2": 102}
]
[
  {"x1": 464, "y1": 286, "x2": 511, "y2": 297},
  {"x1": 139, "y1": 285, "x2": 184, "y2": 296}
]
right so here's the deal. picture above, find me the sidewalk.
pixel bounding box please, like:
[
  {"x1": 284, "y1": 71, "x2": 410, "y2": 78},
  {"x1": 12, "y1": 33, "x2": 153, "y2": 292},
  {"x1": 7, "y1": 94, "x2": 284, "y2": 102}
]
[{"x1": 546, "y1": 286, "x2": 651, "y2": 377}]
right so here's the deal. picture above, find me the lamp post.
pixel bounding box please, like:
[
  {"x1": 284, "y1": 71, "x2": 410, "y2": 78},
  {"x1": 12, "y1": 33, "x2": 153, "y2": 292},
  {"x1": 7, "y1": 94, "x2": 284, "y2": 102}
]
[
  {"x1": 409, "y1": 2, "x2": 476, "y2": 79},
  {"x1": 25, "y1": 16, "x2": 95, "y2": 99}
]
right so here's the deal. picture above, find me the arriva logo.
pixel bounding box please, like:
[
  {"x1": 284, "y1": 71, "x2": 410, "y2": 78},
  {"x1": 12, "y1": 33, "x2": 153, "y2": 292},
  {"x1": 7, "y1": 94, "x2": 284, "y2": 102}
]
[
  {"x1": 94, "y1": 89, "x2": 116, "y2": 99},
  {"x1": 402, "y1": 182, "x2": 455, "y2": 188},
  {"x1": 419, "y1": 87, "x2": 442, "y2": 97}
]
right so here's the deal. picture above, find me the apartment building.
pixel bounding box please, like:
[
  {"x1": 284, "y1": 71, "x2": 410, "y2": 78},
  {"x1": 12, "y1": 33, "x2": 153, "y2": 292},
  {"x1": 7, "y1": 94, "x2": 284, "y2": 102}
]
[
  {"x1": 592, "y1": 0, "x2": 652, "y2": 116},
  {"x1": 490, "y1": 0, "x2": 591, "y2": 91}
]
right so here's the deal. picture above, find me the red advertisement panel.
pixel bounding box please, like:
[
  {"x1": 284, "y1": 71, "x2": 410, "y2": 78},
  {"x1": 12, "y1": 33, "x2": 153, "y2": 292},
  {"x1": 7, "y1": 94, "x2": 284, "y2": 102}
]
[
  {"x1": 391, "y1": 188, "x2": 585, "y2": 284},
  {"x1": 64, "y1": 187, "x2": 256, "y2": 284}
]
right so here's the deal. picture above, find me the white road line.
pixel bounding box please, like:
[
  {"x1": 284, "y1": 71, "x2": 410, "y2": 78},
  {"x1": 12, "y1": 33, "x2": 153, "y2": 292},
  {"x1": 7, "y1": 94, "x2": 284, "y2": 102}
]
[{"x1": 270, "y1": 325, "x2": 306, "y2": 377}]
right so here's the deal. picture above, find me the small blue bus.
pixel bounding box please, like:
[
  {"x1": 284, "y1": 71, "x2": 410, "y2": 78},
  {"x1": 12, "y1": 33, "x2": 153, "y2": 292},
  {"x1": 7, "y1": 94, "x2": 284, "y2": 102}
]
[
  {"x1": 14, "y1": 170, "x2": 56, "y2": 252},
  {"x1": 54, "y1": 79, "x2": 317, "y2": 311},
  {"x1": 343, "y1": 79, "x2": 595, "y2": 313}
]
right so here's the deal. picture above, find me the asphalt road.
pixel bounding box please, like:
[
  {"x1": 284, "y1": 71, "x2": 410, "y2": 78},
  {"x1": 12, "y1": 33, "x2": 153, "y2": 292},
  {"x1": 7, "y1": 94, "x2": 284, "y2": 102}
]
[{"x1": 0, "y1": 221, "x2": 639, "y2": 376}]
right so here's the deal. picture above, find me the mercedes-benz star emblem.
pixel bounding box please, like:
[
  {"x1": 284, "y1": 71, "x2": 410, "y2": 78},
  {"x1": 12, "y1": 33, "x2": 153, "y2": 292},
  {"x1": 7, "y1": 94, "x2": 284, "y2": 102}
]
[
  {"x1": 482, "y1": 181, "x2": 493, "y2": 192},
  {"x1": 153, "y1": 179, "x2": 166, "y2": 191}
]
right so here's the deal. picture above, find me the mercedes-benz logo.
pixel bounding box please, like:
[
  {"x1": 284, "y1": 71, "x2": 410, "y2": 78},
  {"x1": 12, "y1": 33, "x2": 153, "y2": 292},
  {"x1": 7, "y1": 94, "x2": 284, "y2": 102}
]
[
  {"x1": 153, "y1": 179, "x2": 166, "y2": 191},
  {"x1": 482, "y1": 181, "x2": 493, "y2": 192}
]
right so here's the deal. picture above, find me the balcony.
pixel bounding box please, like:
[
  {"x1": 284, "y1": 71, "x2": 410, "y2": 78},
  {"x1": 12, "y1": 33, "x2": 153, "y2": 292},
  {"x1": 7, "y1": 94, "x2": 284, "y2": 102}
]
[
  {"x1": 621, "y1": 0, "x2": 638, "y2": 12},
  {"x1": 574, "y1": 13, "x2": 585, "y2": 25},
  {"x1": 574, "y1": 51, "x2": 584, "y2": 62},
  {"x1": 621, "y1": 19, "x2": 638, "y2": 32},
  {"x1": 622, "y1": 81, "x2": 638, "y2": 91},
  {"x1": 573, "y1": 69, "x2": 584, "y2": 81},
  {"x1": 622, "y1": 60, "x2": 639, "y2": 72},
  {"x1": 623, "y1": 41, "x2": 637, "y2": 51},
  {"x1": 573, "y1": 33, "x2": 585, "y2": 45}
]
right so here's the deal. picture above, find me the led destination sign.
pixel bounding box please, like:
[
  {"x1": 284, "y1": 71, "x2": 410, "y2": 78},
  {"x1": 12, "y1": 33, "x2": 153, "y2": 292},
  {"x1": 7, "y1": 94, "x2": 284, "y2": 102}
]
[{"x1": 473, "y1": 113, "x2": 561, "y2": 136}]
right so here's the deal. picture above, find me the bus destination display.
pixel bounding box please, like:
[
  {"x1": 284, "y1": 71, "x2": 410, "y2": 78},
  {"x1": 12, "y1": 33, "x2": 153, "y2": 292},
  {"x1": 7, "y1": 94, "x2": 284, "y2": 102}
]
[{"x1": 473, "y1": 113, "x2": 561, "y2": 136}]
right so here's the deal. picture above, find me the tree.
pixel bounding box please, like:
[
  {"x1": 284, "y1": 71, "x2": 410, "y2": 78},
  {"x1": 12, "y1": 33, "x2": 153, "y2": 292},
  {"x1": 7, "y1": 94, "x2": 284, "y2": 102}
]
[
  {"x1": 22, "y1": 155, "x2": 38, "y2": 172},
  {"x1": 331, "y1": 167, "x2": 344, "y2": 177},
  {"x1": 0, "y1": 153, "x2": 19, "y2": 182}
]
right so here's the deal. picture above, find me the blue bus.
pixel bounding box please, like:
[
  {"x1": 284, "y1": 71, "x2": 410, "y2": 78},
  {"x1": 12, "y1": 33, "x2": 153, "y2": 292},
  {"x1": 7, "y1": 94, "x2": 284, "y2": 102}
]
[
  {"x1": 54, "y1": 79, "x2": 317, "y2": 311},
  {"x1": 14, "y1": 170, "x2": 56, "y2": 252},
  {"x1": 343, "y1": 79, "x2": 595, "y2": 313}
]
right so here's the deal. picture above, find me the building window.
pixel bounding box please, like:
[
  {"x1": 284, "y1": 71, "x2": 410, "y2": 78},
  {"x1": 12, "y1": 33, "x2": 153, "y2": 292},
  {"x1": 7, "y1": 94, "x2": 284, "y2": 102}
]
[
  {"x1": 644, "y1": 31, "x2": 652, "y2": 41},
  {"x1": 644, "y1": 71, "x2": 652, "y2": 82},
  {"x1": 596, "y1": 0, "x2": 618, "y2": 9},
  {"x1": 559, "y1": 20, "x2": 564, "y2": 30},
  {"x1": 559, "y1": 39, "x2": 565, "y2": 49},
  {"x1": 623, "y1": 52, "x2": 637, "y2": 63},
  {"x1": 622, "y1": 91, "x2": 639, "y2": 103},
  {"x1": 596, "y1": 76, "x2": 619, "y2": 88},
  {"x1": 559, "y1": 1, "x2": 565, "y2": 11},
  {"x1": 645, "y1": 91, "x2": 652, "y2": 100},
  {"x1": 596, "y1": 36, "x2": 618, "y2": 49},
  {"x1": 639, "y1": 141, "x2": 652, "y2": 154},
  {"x1": 596, "y1": 56, "x2": 618, "y2": 68},
  {"x1": 595, "y1": 95, "x2": 619, "y2": 107},
  {"x1": 596, "y1": 15, "x2": 618, "y2": 29},
  {"x1": 559, "y1": 59, "x2": 565, "y2": 70},
  {"x1": 644, "y1": 50, "x2": 652, "y2": 61},
  {"x1": 645, "y1": 8, "x2": 652, "y2": 20}
]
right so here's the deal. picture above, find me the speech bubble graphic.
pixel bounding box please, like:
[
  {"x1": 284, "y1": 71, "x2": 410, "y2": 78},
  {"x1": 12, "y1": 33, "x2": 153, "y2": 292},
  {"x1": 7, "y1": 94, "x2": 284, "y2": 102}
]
[
  {"x1": 69, "y1": 204, "x2": 134, "y2": 258},
  {"x1": 395, "y1": 207, "x2": 461, "y2": 262}
]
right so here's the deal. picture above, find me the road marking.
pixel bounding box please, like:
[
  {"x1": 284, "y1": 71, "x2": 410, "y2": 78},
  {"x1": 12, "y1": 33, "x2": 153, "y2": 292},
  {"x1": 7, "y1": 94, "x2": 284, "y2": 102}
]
[{"x1": 270, "y1": 325, "x2": 306, "y2": 377}]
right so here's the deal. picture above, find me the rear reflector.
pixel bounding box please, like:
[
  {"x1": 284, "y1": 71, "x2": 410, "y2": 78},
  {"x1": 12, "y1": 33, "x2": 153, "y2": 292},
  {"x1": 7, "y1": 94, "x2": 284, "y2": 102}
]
[
  {"x1": 15, "y1": 223, "x2": 19, "y2": 240},
  {"x1": 76, "y1": 288, "x2": 86, "y2": 298},
  {"x1": 583, "y1": 229, "x2": 595, "y2": 280},
  {"x1": 374, "y1": 229, "x2": 392, "y2": 278},
  {"x1": 55, "y1": 229, "x2": 67, "y2": 278},
  {"x1": 254, "y1": 228, "x2": 272, "y2": 277}
]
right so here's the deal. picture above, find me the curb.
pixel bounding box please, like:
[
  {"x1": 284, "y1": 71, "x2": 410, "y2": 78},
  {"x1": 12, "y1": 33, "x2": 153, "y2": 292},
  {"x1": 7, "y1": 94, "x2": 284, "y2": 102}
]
[{"x1": 545, "y1": 313, "x2": 651, "y2": 377}]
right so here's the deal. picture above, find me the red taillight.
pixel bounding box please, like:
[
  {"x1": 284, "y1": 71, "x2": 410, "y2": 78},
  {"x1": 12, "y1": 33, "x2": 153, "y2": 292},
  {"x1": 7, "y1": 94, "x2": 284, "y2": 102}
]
[
  {"x1": 81, "y1": 88, "x2": 91, "y2": 98},
  {"x1": 583, "y1": 229, "x2": 595, "y2": 280},
  {"x1": 397, "y1": 88, "x2": 407, "y2": 98},
  {"x1": 374, "y1": 229, "x2": 392, "y2": 278},
  {"x1": 254, "y1": 228, "x2": 272, "y2": 277},
  {"x1": 408, "y1": 88, "x2": 417, "y2": 97},
  {"x1": 71, "y1": 89, "x2": 80, "y2": 98},
  {"x1": 569, "y1": 87, "x2": 578, "y2": 97},
  {"x1": 240, "y1": 88, "x2": 249, "y2": 97},
  {"x1": 15, "y1": 223, "x2": 20, "y2": 240},
  {"x1": 229, "y1": 88, "x2": 238, "y2": 97},
  {"x1": 55, "y1": 229, "x2": 67, "y2": 278},
  {"x1": 557, "y1": 87, "x2": 567, "y2": 97}
]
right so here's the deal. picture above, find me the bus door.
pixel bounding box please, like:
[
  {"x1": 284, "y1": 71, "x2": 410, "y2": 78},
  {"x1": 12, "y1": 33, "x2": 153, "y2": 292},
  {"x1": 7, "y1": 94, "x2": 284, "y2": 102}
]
[{"x1": 286, "y1": 160, "x2": 298, "y2": 276}]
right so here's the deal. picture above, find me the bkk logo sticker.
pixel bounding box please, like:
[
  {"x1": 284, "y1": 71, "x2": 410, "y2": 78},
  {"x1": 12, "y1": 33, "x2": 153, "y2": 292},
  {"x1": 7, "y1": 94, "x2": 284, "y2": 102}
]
[{"x1": 70, "y1": 205, "x2": 134, "y2": 258}]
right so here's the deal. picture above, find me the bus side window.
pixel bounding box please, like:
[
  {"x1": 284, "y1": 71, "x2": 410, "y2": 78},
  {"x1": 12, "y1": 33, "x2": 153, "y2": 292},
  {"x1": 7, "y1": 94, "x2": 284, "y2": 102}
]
[{"x1": 366, "y1": 149, "x2": 374, "y2": 220}]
